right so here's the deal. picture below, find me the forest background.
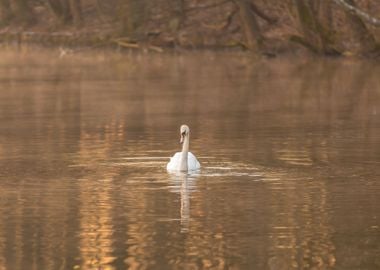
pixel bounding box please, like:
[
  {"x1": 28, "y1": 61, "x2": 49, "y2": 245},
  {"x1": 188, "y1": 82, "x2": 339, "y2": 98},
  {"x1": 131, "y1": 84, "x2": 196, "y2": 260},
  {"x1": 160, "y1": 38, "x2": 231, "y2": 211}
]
[{"x1": 1, "y1": 0, "x2": 380, "y2": 56}]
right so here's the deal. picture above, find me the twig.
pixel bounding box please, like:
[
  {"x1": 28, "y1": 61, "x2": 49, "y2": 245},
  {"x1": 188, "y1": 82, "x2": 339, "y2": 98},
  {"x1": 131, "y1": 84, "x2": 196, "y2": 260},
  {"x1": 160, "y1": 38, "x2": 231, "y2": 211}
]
[
  {"x1": 113, "y1": 39, "x2": 164, "y2": 53},
  {"x1": 332, "y1": 0, "x2": 380, "y2": 26},
  {"x1": 185, "y1": 0, "x2": 231, "y2": 13}
]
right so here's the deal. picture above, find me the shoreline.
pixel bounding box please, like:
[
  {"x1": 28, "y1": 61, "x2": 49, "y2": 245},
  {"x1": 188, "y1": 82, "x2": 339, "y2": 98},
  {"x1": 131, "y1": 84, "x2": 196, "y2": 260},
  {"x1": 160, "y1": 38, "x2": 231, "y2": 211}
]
[
  {"x1": 0, "y1": 30, "x2": 321, "y2": 58},
  {"x1": 0, "y1": 30, "x2": 378, "y2": 60}
]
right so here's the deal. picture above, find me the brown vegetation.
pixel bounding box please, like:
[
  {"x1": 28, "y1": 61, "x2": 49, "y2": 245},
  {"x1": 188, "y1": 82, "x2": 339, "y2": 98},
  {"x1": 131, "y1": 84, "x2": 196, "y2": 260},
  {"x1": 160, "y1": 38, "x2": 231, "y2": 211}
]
[{"x1": 1, "y1": 0, "x2": 380, "y2": 56}]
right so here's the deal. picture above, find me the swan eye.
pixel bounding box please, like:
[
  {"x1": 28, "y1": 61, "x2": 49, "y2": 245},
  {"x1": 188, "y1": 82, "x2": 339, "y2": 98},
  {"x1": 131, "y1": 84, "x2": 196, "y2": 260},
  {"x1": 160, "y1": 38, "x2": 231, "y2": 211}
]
[{"x1": 181, "y1": 131, "x2": 186, "y2": 136}]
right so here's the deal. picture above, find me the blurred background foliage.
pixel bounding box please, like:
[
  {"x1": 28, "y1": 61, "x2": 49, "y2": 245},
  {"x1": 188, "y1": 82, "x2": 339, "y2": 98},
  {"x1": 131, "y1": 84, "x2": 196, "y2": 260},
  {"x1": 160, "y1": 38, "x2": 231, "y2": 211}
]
[{"x1": 0, "y1": 0, "x2": 380, "y2": 56}]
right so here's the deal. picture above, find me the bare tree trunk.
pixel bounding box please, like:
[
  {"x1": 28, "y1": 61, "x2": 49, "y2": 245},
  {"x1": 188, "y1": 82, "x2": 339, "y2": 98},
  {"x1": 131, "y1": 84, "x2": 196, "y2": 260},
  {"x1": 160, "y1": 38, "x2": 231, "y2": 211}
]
[
  {"x1": 46, "y1": 0, "x2": 71, "y2": 24},
  {"x1": 68, "y1": 0, "x2": 82, "y2": 27},
  {"x1": 46, "y1": 0, "x2": 82, "y2": 26},
  {"x1": 119, "y1": 0, "x2": 146, "y2": 37},
  {"x1": 234, "y1": 0, "x2": 262, "y2": 51},
  {"x1": 316, "y1": 1, "x2": 338, "y2": 54},
  {"x1": 175, "y1": 0, "x2": 184, "y2": 18},
  {"x1": 12, "y1": 0, "x2": 34, "y2": 24},
  {"x1": 60, "y1": 0, "x2": 70, "y2": 21},
  {"x1": 318, "y1": 0, "x2": 332, "y2": 29},
  {"x1": 290, "y1": 0, "x2": 340, "y2": 54},
  {"x1": 293, "y1": 0, "x2": 324, "y2": 52},
  {"x1": 174, "y1": 0, "x2": 184, "y2": 27},
  {"x1": 0, "y1": 0, "x2": 12, "y2": 24}
]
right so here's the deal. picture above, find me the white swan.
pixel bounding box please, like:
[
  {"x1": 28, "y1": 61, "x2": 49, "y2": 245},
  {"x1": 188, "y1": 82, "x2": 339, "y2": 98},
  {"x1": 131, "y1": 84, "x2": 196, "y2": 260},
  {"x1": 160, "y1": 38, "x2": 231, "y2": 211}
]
[{"x1": 167, "y1": 125, "x2": 201, "y2": 172}]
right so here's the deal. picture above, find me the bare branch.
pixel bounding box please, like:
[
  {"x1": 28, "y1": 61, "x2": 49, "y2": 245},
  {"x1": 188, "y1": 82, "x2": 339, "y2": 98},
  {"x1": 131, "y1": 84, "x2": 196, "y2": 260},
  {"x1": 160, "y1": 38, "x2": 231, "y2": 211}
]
[
  {"x1": 249, "y1": 2, "x2": 277, "y2": 24},
  {"x1": 201, "y1": 7, "x2": 238, "y2": 31},
  {"x1": 185, "y1": 0, "x2": 230, "y2": 13},
  {"x1": 332, "y1": 0, "x2": 380, "y2": 26}
]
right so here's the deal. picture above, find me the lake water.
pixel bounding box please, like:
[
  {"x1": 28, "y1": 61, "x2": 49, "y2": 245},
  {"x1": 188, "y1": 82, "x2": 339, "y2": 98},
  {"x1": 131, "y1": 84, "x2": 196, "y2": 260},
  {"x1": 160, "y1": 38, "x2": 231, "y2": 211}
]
[{"x1": 0, "y1": 48, "x2": 379, "y2": 270}]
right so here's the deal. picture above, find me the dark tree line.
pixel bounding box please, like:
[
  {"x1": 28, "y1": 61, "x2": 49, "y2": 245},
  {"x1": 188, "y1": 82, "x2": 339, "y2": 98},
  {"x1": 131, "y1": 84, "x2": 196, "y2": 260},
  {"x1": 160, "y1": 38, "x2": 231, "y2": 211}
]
[{"x1": 1, "y1": 0, "x2": 380, "y2": 56}]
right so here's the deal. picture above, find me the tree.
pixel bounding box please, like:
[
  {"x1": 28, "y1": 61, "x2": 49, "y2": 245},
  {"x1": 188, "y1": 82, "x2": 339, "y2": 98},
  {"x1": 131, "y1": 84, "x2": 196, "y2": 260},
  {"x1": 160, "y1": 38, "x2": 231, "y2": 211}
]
[
  {"x1": 289, "y1": 0, "x2": 338, "y2": 54},
  {"x1": 46, "y1": 0, "x2": 82, "y2": 26},
  {"x1": 332, "y1": 0, "x2": 380, "y2": 26},
  {"x1": 342, "y1": 0, "x2": 377, "y2": 54},
  {"x1": 13, "y1": 0, "x2": 35, "y2": 25},
  {"x1": 0, "y1": 0, "x2": 12, "y2": 25},
  {"x1": 234, "y1": 0, "x2": 263, "y2": 51},
  {"x1": 119, "y1": 0, "x2": 147, "y2": 37},
  {"x1": 68, "y1": 0, "x2": 82, "y2": 27}
]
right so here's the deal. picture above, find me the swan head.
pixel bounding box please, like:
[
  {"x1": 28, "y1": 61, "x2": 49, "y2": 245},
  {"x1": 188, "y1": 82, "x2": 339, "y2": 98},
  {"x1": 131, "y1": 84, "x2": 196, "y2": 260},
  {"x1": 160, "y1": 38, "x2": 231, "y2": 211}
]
[{"x1": 180, "y1": 124, "x2": 190, "y2": 144}]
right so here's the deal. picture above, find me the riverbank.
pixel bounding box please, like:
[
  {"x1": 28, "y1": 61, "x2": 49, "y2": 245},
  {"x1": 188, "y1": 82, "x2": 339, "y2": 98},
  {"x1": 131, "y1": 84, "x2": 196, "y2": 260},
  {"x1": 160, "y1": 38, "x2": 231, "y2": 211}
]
[
  {"x1": 0, "y1": 29, "x2": 307, "y2": 57},
  {"x1": 1, "y1": 1, "x2": 380, "y2": 57}
]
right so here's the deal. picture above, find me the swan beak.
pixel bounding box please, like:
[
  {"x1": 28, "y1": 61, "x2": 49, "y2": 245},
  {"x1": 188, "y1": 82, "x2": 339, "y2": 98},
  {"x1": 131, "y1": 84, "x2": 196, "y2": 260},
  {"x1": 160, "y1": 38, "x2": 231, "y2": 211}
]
[{"x1": 180, "y1": 132, "x2": 185, "y2": 144}]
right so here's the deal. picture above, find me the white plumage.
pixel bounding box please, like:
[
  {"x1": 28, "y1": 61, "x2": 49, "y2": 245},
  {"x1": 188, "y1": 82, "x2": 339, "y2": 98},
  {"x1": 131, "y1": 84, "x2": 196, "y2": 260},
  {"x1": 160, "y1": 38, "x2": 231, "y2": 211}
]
[
  {"x1": 167, "y1": 125, "x2": 201, "y2": 172},
  {"x1": 167, "y1": 152, "x2": 201, "y2": 171}
]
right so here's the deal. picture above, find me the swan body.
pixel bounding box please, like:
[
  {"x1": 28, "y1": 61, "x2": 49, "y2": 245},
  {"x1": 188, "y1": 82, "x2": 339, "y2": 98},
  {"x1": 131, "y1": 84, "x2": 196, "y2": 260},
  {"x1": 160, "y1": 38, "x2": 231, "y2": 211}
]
[
  {"x1": 167, "y1": 152, "x2": 201, "y2": 171},
  {"x1": 167, "y1": 125, "x2": 201, "y2": 172}
]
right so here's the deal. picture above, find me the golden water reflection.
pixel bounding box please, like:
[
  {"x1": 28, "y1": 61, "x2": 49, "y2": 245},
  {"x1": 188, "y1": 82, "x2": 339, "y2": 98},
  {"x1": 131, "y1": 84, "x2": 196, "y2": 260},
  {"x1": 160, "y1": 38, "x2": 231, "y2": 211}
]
[{"x1": 0, "y1": 49, "x2": 379, "y2": 269}]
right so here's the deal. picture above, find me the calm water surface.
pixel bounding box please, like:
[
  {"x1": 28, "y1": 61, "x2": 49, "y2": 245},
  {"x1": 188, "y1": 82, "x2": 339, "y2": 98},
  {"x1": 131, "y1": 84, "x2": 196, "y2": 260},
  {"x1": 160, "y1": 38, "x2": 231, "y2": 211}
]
[{"x1": 0, "y1": 49, "x2": 379, "y2": 270}]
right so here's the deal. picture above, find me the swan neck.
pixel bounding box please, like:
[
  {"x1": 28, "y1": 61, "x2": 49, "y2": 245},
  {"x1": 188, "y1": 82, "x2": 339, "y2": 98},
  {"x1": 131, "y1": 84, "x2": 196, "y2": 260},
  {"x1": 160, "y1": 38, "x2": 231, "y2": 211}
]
[
  {"x1": 181, "y1": 134, "x2": 189, "y2": 153},
  {"x1": 179, "y1": 135, "x2": 189, "y2": 171}
]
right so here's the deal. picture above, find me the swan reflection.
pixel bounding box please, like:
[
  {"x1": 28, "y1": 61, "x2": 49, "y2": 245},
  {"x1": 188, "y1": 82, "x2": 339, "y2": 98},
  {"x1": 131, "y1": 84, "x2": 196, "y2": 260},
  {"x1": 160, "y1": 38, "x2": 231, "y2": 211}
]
[{"x1": 168, "y1": 172, "x2": 199, "y2": 233}]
